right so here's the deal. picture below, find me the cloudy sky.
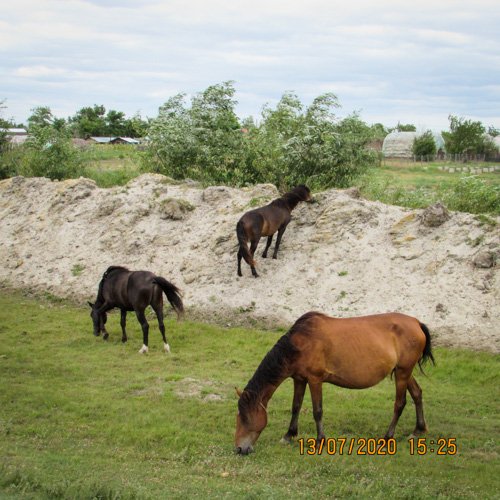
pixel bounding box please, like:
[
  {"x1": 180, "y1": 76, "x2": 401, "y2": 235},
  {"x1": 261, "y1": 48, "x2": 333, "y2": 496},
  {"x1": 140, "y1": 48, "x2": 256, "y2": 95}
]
[{"x1": 1, "y1": 0, "x2": 499, "y2": 131}]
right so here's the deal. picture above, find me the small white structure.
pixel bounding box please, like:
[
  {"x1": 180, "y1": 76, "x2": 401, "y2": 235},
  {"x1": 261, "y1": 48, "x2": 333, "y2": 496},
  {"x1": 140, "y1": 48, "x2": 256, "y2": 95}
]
[
  {"x1": 382, "y1": 131, "x2": 445, "y2": 158},
  {"x1": 0, "y1": 128, "x2": 28, "y2": 145},
  {"x1": 382, "y1": 131, "x2": 417, "y2": 158}
]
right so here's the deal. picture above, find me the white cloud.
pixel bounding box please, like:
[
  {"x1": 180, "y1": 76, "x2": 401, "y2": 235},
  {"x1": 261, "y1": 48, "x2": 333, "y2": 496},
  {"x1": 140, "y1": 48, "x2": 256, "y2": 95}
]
[{"x1": 0, "y1": 0, "x2": 498, "y2": 130}]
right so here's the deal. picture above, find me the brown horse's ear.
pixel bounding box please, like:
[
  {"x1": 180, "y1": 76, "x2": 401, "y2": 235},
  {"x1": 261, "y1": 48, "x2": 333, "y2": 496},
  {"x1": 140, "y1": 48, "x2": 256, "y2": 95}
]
[
  {"x1": 88, "y1": 301, "x2": 94, "y2": 308},
  {"x1": 235, "y1": 387, "x2": 243, "y2": 398}
]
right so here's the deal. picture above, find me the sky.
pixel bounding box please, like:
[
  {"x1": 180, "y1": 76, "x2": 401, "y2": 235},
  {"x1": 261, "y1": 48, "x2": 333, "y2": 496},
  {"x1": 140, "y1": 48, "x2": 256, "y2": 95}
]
[{"x1": 1, "y1": 0, "x2": 499, "y2": 131}]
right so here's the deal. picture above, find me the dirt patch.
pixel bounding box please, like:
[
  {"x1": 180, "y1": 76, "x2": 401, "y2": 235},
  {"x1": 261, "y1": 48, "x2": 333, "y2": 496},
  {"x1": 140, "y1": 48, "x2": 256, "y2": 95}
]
[{"x1": 0, "y1": 174, "x2": 498, "y2": 352}]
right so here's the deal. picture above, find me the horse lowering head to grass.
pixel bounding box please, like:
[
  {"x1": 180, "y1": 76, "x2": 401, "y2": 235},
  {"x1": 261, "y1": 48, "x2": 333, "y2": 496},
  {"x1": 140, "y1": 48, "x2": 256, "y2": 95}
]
[
  {"x1": 235, "y1": 311, "x2": 434, "y2": 455},
  {"x1": 88, "y1": 266, "x2": 184, "y2": 354},
  {"x1": 236, "y1": 185, "x2": 313, "y2": 278}
]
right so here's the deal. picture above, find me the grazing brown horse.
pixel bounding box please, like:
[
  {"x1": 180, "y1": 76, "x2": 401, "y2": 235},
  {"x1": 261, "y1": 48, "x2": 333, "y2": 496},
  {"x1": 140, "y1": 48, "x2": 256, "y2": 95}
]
[
  {"x1": 236, "y1": 185, "x2": 312, "y2": 277},
  {"x1": 235, "y1": 311, "x2": 434, "y2": 455},
  {"x1": 89, "y1": 266, "x2": 184, "y2": 354}
]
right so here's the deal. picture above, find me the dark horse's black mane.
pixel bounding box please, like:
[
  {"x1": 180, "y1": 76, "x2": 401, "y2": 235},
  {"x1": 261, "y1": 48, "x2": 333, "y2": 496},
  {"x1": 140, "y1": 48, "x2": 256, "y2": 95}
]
[
  {"x1": 96, "y1": 266, "x2": 130, "y2": 303},
  {"x1": 270, "y1": 185, "x2": 310, "y2": 211}
]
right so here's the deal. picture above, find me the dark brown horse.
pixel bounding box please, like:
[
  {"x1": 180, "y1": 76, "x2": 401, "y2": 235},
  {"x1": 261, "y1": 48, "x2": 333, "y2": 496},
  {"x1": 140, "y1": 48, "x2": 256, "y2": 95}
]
[
  {"x1": 88, "y1": 266, "x2": 184, "y2": 354},
  {"x1": 236, "y1": 185, "x2": 313, "y2": 277},
  {"x1": 235, "y1": 311, "x2": 434, "y2": 454}
]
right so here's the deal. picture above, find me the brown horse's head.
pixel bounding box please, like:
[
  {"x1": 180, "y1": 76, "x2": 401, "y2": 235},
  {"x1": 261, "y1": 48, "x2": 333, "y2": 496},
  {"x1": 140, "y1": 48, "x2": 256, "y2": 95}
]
[
  {"x1": 235, "y1": 389, "x2": 268, "y2": 455},
  {"x1": 294, "y1": 185, "x2": 313, "y2": 202}
]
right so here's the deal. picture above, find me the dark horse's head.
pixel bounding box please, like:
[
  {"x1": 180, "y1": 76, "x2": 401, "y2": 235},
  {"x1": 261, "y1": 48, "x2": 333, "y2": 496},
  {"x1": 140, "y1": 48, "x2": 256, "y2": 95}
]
[{"x1": 88, "y1": 302, "x2": 107, "y2": 337}]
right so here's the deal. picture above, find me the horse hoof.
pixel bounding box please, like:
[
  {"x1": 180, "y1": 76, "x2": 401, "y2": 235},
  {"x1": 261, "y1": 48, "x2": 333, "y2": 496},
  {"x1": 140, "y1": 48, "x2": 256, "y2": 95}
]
[
  {"x1": 138, "y1": 345, "x2": 149, "y2": 354},
  {"x1": 164, "y1": 343, "x2": 171, "y2": 354},
  {"x1": 103, "y1": 334, "x2": 109, "y2": 341},
  {"x1": 280, "y1": 436, "x2": 292, "y2": 445}
]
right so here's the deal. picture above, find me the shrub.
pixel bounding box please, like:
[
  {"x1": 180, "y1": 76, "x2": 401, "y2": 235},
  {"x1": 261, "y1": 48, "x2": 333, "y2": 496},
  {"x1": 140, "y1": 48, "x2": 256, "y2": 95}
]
[
  {"x1": 413, "y1": 131, "x2": 437, "y2": 159},
  {"x1": 19, "y1": 127, "x2": 84, "y2": 180},
  {"x1": 441, "y1": 176, "x2": 500, "y2": 215}
]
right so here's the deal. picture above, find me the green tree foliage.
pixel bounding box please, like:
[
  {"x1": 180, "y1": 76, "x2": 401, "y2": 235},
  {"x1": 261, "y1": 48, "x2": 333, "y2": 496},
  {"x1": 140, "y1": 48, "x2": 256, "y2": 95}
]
[
  {"x1": 69, "y1": 105, "x2": 107, "y2": 137},
  {"x1": 412, "y1": 130, "x2": 437, "y2": 159},
  {"x1": 69, "y1": 105, "x2": 148, "y2": 138},
  {"x1": 20, "y1": 125, "x2": 83, "y2": 180},
  {"x1": 442, "y1": 115, "x2": 496, "y2": 156},
  {"x1": 395, "y1": 122, "x2": 417, "y2": 132},
  {"x1": 147, "y1": 85, "x2": 378, "y2": 189},
  {"x1": 147, "y1": 82, "x2": 246, "y2": 183}
]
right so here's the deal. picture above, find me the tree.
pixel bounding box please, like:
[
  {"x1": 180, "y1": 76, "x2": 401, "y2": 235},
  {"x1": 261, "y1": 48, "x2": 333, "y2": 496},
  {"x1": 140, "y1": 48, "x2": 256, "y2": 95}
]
[
  {"x1": 413, "y1": 130, "x2": 437, "y2": 159},
  {"x1": 442, "y1": 115, "x2": 494, "y2": 156},
  {"x1": 69, "y1": 105, "x2": 107, "y2": 137},
  {"x1": 147, "y1": 82, "x2": 245, "y2": 183},
  {"x1": 395, "y1": 122, "x2": 416, "y2": 132}
]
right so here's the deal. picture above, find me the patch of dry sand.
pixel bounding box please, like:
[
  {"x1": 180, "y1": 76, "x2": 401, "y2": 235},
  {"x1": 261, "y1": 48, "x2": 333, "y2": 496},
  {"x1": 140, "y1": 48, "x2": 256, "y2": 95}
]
[{"x1": 0, "y1": 174, "x2": 498, "y2": 352}]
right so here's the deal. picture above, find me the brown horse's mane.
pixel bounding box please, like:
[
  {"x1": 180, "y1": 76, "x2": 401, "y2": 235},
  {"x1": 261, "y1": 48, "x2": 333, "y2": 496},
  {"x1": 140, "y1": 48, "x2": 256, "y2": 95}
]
[
  {"x1": 238, "y1": 312, "x2": 322, "y2": 421},
  {"x1": 271, "y1": 185, "x2": 310, "y2": 211}
]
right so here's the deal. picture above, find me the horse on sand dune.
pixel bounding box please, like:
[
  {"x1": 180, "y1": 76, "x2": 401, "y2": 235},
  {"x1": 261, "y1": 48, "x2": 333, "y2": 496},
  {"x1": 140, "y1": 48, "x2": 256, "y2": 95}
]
[
  {"x1": 89, "y1": 266, "x2": 184, "y2": 354},
  {"x1": 235, "y1": 311, "x2": 434, "y2": 455},
  {"x1": 236, "y1": 185, "x2": 313, "y2": 277}
]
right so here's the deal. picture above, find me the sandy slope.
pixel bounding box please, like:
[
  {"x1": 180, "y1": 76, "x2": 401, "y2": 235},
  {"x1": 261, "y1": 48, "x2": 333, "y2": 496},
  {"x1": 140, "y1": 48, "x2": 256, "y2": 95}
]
[{"x1": 0, "y1": 174, "x2": 498, "y2": 352}]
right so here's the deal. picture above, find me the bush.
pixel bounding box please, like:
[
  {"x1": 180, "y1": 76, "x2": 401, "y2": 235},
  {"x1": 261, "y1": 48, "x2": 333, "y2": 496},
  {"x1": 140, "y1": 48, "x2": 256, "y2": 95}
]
[
  {"x1": 413, "y1": 131, "x2": 437, "y2": 159},
  {"x1": 441, "y1": 176, "x2": 500, "y2": 215},
  {"x1": 146, "y1": 86, "x2": 378, "y2": 190},
  {"x1": 19, "y1": 127, "x2": 84, "y2": 180}
]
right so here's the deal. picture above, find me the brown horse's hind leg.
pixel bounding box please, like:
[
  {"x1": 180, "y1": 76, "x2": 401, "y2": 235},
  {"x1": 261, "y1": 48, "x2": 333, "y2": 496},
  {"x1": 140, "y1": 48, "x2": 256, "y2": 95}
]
[
  {"x1": 249, "y1": 240, "x2": 259, "y2": 277},
  {"x1": 384, "y1": 369, "x2": 410, "y2": 439},
  {"x1": 407, "y1": 376, "x2": 428, "y2": 436},
  {"x1": 309, "y1": 382, "x2": 325, "y2": 443},
  {"x1": 262, "y1": 235, "x2": 273, "y2": 258},
  {"x1": 281, "y1": 378, "x2": 307, "y2": 443},
  {"x1": 237, "y1": 250, "x2": 243, "y2": 277}
]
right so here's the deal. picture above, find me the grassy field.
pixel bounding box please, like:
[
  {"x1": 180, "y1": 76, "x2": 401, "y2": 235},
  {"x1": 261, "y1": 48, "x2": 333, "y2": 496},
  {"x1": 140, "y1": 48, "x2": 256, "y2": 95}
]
[
  {"x1": 0, "y1": 291, "x2": 498, "y2": 499},
  {"x1": 358, "y1": 160, "x2": 500, "y2": 214}
]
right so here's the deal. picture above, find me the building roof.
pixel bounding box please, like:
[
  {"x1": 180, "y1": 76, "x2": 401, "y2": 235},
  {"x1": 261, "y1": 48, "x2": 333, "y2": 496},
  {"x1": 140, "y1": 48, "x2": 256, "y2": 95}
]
[
  {"x1": 0, "y1": 128, "x2": 27, "y2": 135},
  {"x1": 90, "y1": 136, "x2": 140, "y2": 144}
]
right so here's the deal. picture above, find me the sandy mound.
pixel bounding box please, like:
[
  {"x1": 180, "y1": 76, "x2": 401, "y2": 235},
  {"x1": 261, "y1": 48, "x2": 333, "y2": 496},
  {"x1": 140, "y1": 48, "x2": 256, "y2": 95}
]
[{"x1": 0, "y1": 174, "x2": 498, "y2": 352}]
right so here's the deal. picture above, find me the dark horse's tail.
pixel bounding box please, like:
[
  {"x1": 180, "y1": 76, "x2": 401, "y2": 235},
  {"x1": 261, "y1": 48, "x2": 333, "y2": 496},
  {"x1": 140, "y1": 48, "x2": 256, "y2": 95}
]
[
  {"x1": 418, "y1": 322, "x2": 435, "y2": 373},
  {"x1": 153, "y1": 277, "x2": 184, "y2": 319},
  {"x1": 236, "y1": 220, "x2": 256, "y2": 267}
]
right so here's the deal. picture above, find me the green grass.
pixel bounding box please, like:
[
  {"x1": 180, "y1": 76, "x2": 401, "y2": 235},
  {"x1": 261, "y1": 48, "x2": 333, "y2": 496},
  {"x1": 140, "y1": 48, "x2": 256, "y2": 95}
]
[
  {"x1": 0, "y1": 291, "x2": 498, "y2": 498},
  {"x1": 80, "y1": 145, "x2": 144, "y2": 187},
  {"x1": 359, "y1": 160, "x2": 500, "y2": 214}
]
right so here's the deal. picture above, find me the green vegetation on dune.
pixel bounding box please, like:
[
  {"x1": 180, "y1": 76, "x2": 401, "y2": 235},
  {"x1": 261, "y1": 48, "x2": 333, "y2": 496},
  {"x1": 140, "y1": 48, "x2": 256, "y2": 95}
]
[{"x1": 0, "y1": 291, "x2": 498, "y2": 498}]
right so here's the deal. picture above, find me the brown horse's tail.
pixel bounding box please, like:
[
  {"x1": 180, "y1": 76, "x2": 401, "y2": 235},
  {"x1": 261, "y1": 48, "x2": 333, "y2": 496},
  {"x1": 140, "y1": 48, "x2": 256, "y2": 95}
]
[
  {"x1": 418, "y1": 322, "x2": 435, "y2": 372},
  {"x1": 236, "y1": 220, "x2": 255, "y2": 267},
  {"x1": 153, "y1": 277, "x2": 184, "y2": 319}
]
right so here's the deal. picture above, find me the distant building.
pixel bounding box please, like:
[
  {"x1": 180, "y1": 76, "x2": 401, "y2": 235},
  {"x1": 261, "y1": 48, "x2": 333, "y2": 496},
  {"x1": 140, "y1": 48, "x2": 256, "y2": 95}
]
[
  {"x1": 89, "y1": 136, "x2": 140, "y2": 145},
  {"x1": 1, "y1": 127, "x2": 28, "y2": 145},
  {"x1": 382, "y1": 131, "x2": 445, "y2": 158}
]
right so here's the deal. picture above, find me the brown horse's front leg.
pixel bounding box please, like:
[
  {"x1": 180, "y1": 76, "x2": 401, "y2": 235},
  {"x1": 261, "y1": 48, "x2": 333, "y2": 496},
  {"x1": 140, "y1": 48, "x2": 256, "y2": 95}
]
[
  {"x1": 282, "y1": 378, "x2": 307, "y2": 443},
  {"x1": 262, "y1": 235, "x2": 273, "y2": 258},
  {"x1": 309, "y1": 382, "x2": 325, "y2": 443},
  {"x1": 272, "y1": 224, "x2": 288, "y2": 259}
]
